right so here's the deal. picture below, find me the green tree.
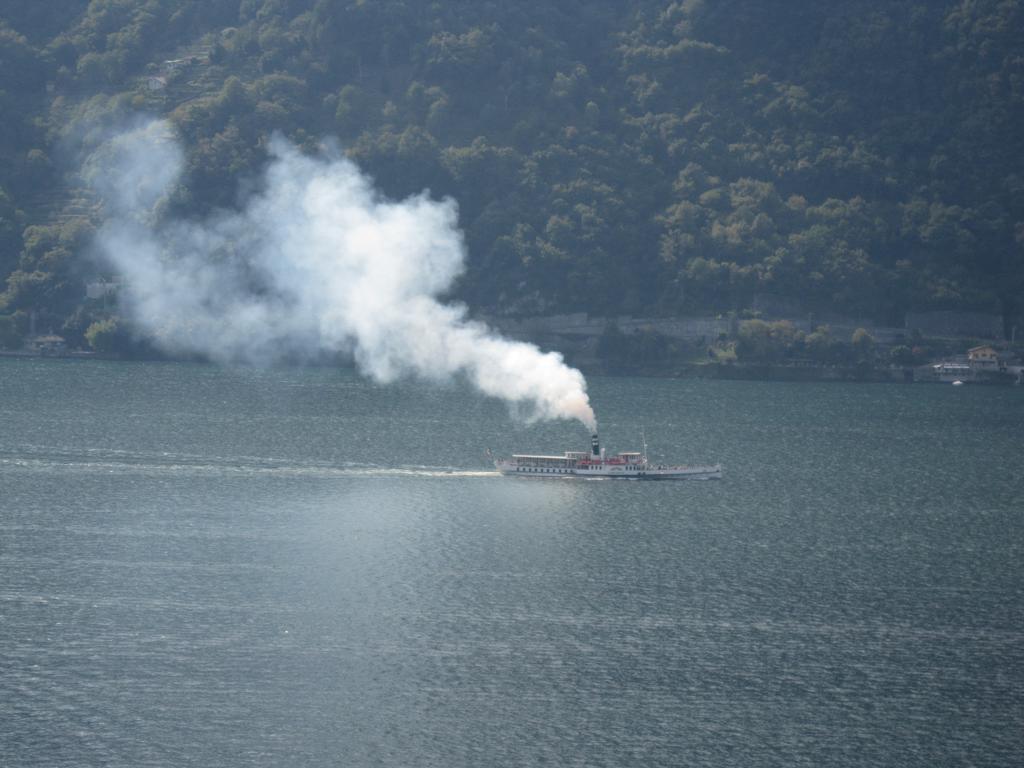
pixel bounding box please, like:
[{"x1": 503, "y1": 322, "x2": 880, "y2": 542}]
[
  {"x1": 805, "y1": 326, "x2": 838, "y2": 364},
  {"x1": 851, "y1": 327, "x2": 875, "y2": 362},
  {"x1": 889, "y1": 345, "x2": 914, "y2": 366},
  {"x1": 0, "y1": 314, "x2": 23, "y2": 349},
  {"x1": 84, "y1": 317, "x2": 121, "y2": 352}
]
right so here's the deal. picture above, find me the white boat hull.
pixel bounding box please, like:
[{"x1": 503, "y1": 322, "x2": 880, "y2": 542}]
[{"x1": 496, "y1": 461, "x2": 722, "y2": 480}]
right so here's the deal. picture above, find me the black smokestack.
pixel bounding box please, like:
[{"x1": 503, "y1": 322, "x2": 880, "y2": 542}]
[{"x1": 591, "y1": 434, "x2": 600, "y2": 456}]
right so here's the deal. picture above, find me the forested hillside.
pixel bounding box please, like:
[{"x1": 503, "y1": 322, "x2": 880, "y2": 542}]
[{"x1": 1, "y1": 0, "x2": 1022, "y2": 347}]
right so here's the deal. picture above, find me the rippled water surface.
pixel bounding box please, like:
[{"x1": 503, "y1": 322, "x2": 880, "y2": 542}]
[{"x1": 1, "y1": 358, "x2": 1022, "y2": 766}]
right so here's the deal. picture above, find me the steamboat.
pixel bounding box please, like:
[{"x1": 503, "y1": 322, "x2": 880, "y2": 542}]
[{"x1": 495, "y1": 434, "x2": 722, "y2": 480}]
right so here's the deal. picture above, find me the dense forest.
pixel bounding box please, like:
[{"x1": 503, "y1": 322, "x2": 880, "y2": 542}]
[{"x1": 0, "y1": 0, "x2": 1022, "y2": 349}]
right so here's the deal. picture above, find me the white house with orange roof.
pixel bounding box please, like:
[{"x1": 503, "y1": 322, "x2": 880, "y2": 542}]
[{"x1": 967, "y1": 345, "x2": 999, "y2": 370}]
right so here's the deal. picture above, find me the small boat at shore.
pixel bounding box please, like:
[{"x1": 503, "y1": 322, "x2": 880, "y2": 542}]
[{"x1": 494, "y1": 434, "x2": 722, "y2": 480}]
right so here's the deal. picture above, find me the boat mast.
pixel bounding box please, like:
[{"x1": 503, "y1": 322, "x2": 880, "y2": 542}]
[{"x1": 641, "y1": 427, "x2": 648, "y2": 464}]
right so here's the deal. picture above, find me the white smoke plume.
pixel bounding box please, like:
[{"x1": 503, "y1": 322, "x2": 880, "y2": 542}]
[{"x1": 86, "y1": 119, "x2": 597, "y2": 431}]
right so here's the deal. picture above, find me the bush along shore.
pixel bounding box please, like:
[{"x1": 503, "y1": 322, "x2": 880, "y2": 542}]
[
  {"x1": 553, "y1": 316, "x2": 1023, "y2": 384},
  {"x1": 2, "y1": 310, "x2": 1021, "y2": 385}
]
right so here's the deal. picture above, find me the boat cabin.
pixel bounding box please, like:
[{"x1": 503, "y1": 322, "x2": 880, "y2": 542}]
[{"x1": 510, "y1": 453, "x2": 578, "y2": 474}]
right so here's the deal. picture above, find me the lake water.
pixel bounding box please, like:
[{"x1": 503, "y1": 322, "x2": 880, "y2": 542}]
[{"x1": 1, "y1": 358, "x2": 1022, "y2": 767}]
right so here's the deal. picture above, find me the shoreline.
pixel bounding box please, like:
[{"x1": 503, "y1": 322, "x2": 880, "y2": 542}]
[
  {"x1": 3, "y1": 349, "x2": 1020, "y2": 386},
  {"x1": 578, "y1": 360, "x2": 1022, "y2": 385},
  {"x1": 579, "y1": 361, "x2": 906, "y2": 383}
]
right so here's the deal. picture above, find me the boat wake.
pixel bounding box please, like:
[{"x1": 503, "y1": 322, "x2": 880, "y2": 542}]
[{"x1": 0, "y1": 446, "x2": 500, "y2": 480}]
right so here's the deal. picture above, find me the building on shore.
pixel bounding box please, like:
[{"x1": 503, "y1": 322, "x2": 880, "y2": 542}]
[
  {"x1": 25, "y1": 334, "x2": 68, "y2": 355},
  {"x1": 967, "y1": 345, "x2": 999, "y2": 370},
  {"x1": 85, "y1": 278, "x2": 123, "y2": 300}
]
